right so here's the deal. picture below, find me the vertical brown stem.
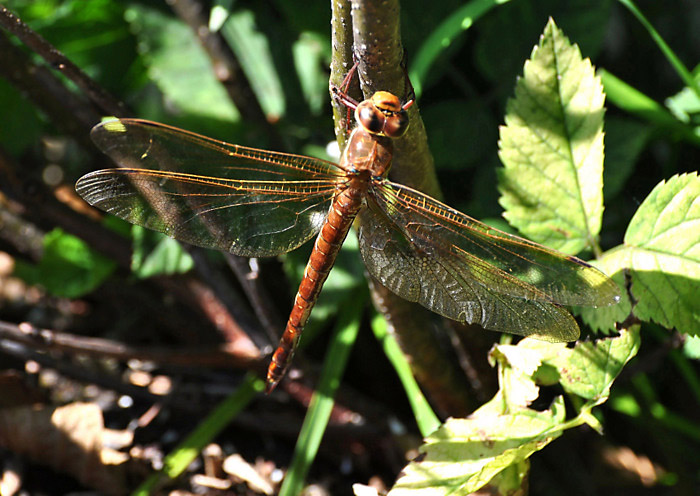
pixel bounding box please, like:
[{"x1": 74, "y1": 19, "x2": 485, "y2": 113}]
[{"x1": 330, "y1": 0, "x2": 474, "y2": 416}]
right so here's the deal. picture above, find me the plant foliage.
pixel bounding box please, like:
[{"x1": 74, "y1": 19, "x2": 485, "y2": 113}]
[{"x1": 0, "y1": 1, "x2": 698, "y2": 495}]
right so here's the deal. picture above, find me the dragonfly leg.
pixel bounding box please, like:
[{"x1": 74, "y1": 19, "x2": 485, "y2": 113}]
[
  {"x1": 399, "y1": 50, "x2": 416, "y2": 105},
  {"x1": 330, "y1": 58, "x2": 361, "y2": 131}
]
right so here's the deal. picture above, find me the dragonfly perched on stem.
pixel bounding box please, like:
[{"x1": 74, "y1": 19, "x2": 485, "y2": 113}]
[{"x1": 76, "y1": 63, "x2": 620, "y2": 393}]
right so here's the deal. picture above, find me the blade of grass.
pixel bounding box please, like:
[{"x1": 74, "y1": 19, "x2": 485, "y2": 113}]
[
  {"x1": 617, "y1": 0, "x2": 700, "y2": 100},
  {"x1": 132, "y1": 373, "x2": 264, "y2": 496},
  {"x1": 646, "y1": 325, "x2": 700, "y2": 407},
  {"x1": 371, "y1": 313, "x2": 440, "y2": 437},
  {"x1": 278, "y1": 287, "x2": 366, "y2": 496},
  {"x1": 599, "y1": 69, "x2": 700, "y2": 145},
  {"x1": 632, "y1": 374, "x2": 700, "y2": 442},
  {"x1": 410, "y1": 0, "x2": 513, "y2": 97}
]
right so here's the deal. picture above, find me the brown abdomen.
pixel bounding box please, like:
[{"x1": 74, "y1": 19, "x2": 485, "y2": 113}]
[{"x1": 265, "y1": 177, "x2": 367, "y2": 392}]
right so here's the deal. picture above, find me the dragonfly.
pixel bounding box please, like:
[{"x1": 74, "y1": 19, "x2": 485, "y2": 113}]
[{"x1": 76, "y1": 76, "x2": 620, "y2": 393}]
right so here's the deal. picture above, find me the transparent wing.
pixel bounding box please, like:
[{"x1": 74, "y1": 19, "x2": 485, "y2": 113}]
[
  {"x1": 357, "y1": 180, "x2": 620, "y2": 341},
  {"x1": 90, "y1": 119, "x2": 342, "y2": 181},
  {"x1": 357, "y1": 203, "x2": 580, "y2": 341},
  {"x1": 77, "y1": 119, "x2": 342, "y2": 256}
]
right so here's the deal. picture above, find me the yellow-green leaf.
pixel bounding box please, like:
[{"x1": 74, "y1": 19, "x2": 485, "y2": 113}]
[
  {"x1": 498, "y1": 18, "x2": 605, "y2": 254},
  {"x1": 388, "y1": 398, "x2": 566, "y2": 496},
  {"x1": 583, "y1": 173, "x2": 700, "y2": 335},
  {"x1": 547, "y1": 328, "x2": 641, "y2": 404}
]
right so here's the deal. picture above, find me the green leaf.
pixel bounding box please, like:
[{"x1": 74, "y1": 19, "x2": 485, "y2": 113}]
[
  {"x1": 667, "y1": 85, "x2": 700, "y2": 126},
  {"x1": 293, "y1": 32, "x2": 330, "y2": 116},
  {"x1": 388, "y1": 398, "x2": 566, "y2": 495},
  {"x1": 492, "y1": 331, "x2": 639, "y2": 411},
  {"x1": 131, "y1": 226, "x2": 194, "y2": 278},
  {"x1": 498, "y1": 18, "x2": 606, "y2": 254},
  {"x1": 14, "y1": 228, "x2": 116, "y2": 298},
  {"x1": 665, "y1": 66, "x2": 700, "y2": 126},
  {"x1": 220, "y1": 9, "x2": 285, "y2": 121},
  {"x1": 125, "y1": 5, "x2": 239, "y2": 124},
  {"x1": 388, "y1": 328, "x2": 640, "y2": 494},
  {"x1": 488, "y1": 340, "x2": 551, "y2": 410},
  {"x1": 547, "y1": 328, "x2": 641, "y2": 404},
  {"x1": 583, "y1": 173, "x2": 700, "y2": 335}
]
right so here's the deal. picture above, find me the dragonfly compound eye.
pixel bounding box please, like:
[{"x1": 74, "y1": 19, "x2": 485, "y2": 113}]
[
  {"x1": 383, "y1": 110, "x2": 409, "y2": 138},
  {"x1": 356, "y1": 101, "x2": 386, "y2": 135}
]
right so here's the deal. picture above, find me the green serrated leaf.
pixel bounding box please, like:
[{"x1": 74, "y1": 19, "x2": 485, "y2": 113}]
[
  {"x1": 489, "y1": 340, "x2": 553, "y2": 410},
  {"x1": 582, "y1": 173, "x2": 700, "y2": 335},
  {"x1": 125, "y1": 5, "x2": 239, "y2": 123},
  {"x1": 131, "y1": 226, "x2": 194, "y2": 278},
  {"x1": 498, "y1": 18, "x2": 605, "y2": 254},
  {"x1": 391, "y1": 328, "x2": 639, "y2": 494},
  {"x1": 389, "y1": 398, "x2": 566, "y2": 495},
  {"x1": 14, "y1": 228, "x2": 116, "y2": 298}
]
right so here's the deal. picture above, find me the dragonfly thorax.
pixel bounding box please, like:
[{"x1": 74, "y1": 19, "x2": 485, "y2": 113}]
[{"x1": 341, "y1": 126, "x2": 394, "y2": 177}]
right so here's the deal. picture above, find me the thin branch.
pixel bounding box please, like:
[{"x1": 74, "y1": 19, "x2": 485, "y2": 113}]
[
  {"x1": 349, "y1": 0, "x2": 441, "y2": 195},
  {"x1": 0, "y1": 30, "x2": 98, "y2": 145},
  {"x1": 330, "y1": 0, "x2": 358, "y2": 149},
  {"x1": 0, "y1": 147, "x2": 262, "y2": 354},
  {"x1": 0, "y1": 198, "x2": 44, "y2": 261},
  {"x1": 168, "y1": 0, "x2": 284, "y2": 149},
  {"x1": 0, "y1": 5, "x2": 126, "y2": 118},
  {"x1": 0, "y1": 7, "x2": 275, "y2": 355},
  {"x1": 0, "y1": 320, "x2": 262, "y2": 370},
  {"x1": 225, "y1": 254, "x2": 284, "y2": 346}
]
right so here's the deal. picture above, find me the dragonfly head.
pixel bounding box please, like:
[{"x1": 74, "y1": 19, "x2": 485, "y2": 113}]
[{"x1": 356, "y1": 91, "x2": 410, "y2": 138}]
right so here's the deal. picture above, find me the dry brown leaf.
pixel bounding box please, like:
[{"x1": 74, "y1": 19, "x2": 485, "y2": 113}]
[
  {"x1": 0, "y1": 402, "x2": 128, "y2": 495},
  {"x1": 602, "y1": 445, "x2": 666, "y2": 486},
  {"x1": 223, "y1": 453, "x2": 275, "y2": 495}
]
